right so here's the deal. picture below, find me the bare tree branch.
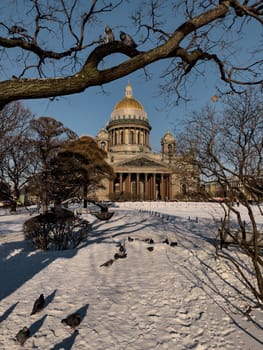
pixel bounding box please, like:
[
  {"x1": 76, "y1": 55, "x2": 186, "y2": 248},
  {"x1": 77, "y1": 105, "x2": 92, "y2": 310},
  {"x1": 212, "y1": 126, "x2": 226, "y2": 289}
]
[{"x1": 0, "y1": 0, "x2": 261, "y2": 109}]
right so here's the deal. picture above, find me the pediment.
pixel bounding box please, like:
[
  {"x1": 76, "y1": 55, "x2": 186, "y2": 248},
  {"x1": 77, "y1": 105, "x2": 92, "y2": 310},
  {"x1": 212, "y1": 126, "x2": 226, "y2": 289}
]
[{"x1": 115, "y1": 156, "x2": 167, "y2": 169}]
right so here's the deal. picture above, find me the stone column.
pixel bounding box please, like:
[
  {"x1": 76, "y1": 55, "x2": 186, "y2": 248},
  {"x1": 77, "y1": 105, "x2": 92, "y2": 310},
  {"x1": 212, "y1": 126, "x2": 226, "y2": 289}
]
[
  {"x1": 167, "y1": 175, "x2": 171, "y2": 200},
  {"x1": 109, "y1": 179, "x2": 114, "y2": 195},
  {"x1": 120, "y1": 173, "x2": 123, "y2": 193},
  {"x1": 136, "y1": 173, "x2": 140, "y2": 196},
  {"x1": 127, "y1": 173, "x2": 131, "y2": 193},
  {"x1": 144, "y1": 173, "x2": 148, "y2": 200},
  {"x1": 153, "y1": 174, "x2": 156, "y2": 200},
  {"x1": 161, "y1": 174, "x2": 164, "y2": 200}
]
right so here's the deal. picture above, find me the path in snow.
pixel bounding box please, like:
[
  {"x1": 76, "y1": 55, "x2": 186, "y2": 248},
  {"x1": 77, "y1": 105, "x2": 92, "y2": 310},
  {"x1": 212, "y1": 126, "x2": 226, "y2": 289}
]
[{"x1": 0, "y1": 204, "x2": 262, "y2": 349}]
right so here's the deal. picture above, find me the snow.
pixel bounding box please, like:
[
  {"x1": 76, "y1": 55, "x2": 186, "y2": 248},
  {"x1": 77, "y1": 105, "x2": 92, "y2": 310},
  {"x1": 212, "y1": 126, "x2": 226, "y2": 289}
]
[{"x1": 0, "y1": 202, "x2": 263, "y2": 350}]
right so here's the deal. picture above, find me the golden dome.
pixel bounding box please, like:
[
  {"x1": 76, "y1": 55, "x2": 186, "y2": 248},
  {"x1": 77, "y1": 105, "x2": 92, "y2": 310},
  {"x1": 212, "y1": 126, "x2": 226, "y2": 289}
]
[
  {"x1": 114, "y1": 97, "x2": 144, "y2": 110},
  {"x1": 96, "y1": 127, "x2": 108, "y2": 140},
  {"x1": 113, "y1": 83, "x2": 144, "y2": 111},
  {"x1": 162, "y1": 130, "x2": 176, "y2": 142}
]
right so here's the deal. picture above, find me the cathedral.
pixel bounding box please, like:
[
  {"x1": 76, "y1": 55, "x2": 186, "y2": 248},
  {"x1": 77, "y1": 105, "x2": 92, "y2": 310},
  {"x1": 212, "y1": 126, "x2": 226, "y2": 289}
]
[{"x1": 95, "y1": 83, "x2": 199, "y2": 201}]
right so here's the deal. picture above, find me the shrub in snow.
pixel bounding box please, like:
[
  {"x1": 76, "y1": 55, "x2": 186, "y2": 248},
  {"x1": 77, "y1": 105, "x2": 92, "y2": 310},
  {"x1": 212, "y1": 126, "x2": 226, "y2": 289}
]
[{"x1": 23, "y1": 208, "x2": 91, "y2": 250}]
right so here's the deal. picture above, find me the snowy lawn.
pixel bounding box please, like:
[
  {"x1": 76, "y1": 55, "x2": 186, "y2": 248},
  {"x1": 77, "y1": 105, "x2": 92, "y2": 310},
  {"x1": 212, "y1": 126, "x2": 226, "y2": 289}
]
[{"x1": 0, "y1": 202, "x2": 262, "y2": 349}]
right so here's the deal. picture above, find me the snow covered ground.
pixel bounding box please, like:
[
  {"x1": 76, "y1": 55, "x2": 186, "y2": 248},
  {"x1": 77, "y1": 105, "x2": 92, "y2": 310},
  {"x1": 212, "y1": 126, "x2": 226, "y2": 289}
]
[{"x1": 0, "y1": 201, "x2": 262, "y2": 350}]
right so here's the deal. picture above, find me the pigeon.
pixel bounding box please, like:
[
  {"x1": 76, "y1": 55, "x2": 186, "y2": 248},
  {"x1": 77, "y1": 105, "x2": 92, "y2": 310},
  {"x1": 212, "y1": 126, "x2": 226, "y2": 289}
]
[
  {"x1": 144, "y1": 238, "x2": 154, "y2": 244},
  {"x1": 114, "y1": 252, "x2": 127, "y2": 259},
  {"x1": 119, "y1": 242, "x2": 126, "y2": 254},
  {"x1": 104, "y1": 25, "x2": 115, "y2": 43},
  {"x1": 147, "y1": 246, "x2": 154, "y2": 252},
  {"x1": 100, "y1": 258, "x2": 115, "y2": 267},
  {"x1": 162, "y1": 238, "x2": 170, "y2": 245},
  {"x1": 31, "y1": 293, "x2": 45, "y2": 315},
  {"x1": 119, "y1": 31, "x2": 137, "y2": 48},
  {"x1": 9, "y1": 25, "x2": 27, "y2": 35},
  {"x1": 15, "y1": 326, "x2": 30, "y2": 346},
  {"x1": 61, "y1": 312, "x2": 81, "y2": 330}
]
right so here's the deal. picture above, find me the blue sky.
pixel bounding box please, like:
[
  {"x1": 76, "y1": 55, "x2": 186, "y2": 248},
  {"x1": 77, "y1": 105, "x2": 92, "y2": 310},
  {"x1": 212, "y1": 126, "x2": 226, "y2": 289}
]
[
  {"x1": 20, "y1": 1, "x2": 261, "y2": 152},
  {"x1": 26, "y1": 71, "x2": 217, "y2": 152}
]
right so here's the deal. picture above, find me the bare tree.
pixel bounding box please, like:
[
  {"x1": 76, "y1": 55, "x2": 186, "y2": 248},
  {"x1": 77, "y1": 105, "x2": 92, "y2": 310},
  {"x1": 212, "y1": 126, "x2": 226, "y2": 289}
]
[
  {"x1": 0, "y1": 102, "x2": 35, "y2": 208},
  {"x1": 177, "y1": 87, "x2": 263, "y2": 305},
  {"x1": 29, "y1": 116, "x2": 78, "y2": 212},
  {"x1": 0, "y1": 0, "x2": 262, "y2": 110}
]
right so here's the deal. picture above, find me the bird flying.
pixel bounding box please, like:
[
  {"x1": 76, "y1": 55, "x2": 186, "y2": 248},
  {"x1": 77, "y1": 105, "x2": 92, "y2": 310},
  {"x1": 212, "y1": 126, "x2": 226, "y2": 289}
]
[
  {"x1": 31, "y1": 293, "x2": 45, "y2": 315},
  {"x1": 15, "y1": 326, "x2": 30, "y2": 346},
  {"x1": 119, "y1": 31, "x2": 137, "y2": 48}
]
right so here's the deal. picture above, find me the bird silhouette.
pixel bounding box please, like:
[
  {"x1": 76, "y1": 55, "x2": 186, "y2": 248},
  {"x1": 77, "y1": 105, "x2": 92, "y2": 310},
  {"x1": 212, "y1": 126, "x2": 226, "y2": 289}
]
[
  {"x1": 162, "y1": 238, "x2": 170, "y2": 245},
  {"x1": 31, "y1": 294, "x2": 45, "y2": 315},
  {"x1": 9, "y1": 25, "x2": 27, "y2": 35},
  {"x1": 119, "y1": 241, "x2": 126, "y2": 254},
  {"x1": 119, "y1": 31, "x2": 137, "y2": 48},
  {"x1": 144, "y1": 238, "x2": 154, "y2": 244},
  {"x1": 15, "y1": 326, "x2": 30, "y2": 346},
  {"x1": 62, "y1": 312, "x2": 81, "y2": 330},
  {"x1": 104, "y1": 25, "x2": 115, "y2": 43},
  {"x1": 114, "y1": 252, "x2": 127, "y2": 259},
  {"x1": 147, "y1": 246, "x2": 154, "y2": 252}
]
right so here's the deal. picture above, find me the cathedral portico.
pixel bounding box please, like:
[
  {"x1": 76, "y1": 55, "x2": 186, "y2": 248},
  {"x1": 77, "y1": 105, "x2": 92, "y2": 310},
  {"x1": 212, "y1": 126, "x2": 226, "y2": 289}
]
[{"x1": 111, "y1": 171, "x2": 171, "y2": 201}]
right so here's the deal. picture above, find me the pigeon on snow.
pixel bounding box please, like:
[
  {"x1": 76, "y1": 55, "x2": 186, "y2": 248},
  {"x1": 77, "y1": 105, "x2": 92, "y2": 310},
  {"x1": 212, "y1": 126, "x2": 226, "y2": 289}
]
[
  {"x1": 118, "y1": 241, "x2": 126, "y2": 254},
  {"x1": 31, "y1": 293, "x2": 45, "y2": 315},
  {"x1": 15, "y1": 326, "x2": 30, "y2": 346},
  {"x1": 62, "y1": 312, "x2": 81, "y2": 329},
  {"x1": 114, "y1": 252, "x2": 127, "y2": 259},
  {"x1": 119, "y1": 31, "x2": 137, "y2": 48},
  {"x1": 104, "y1": 25, "x2": 115, "y2": 43}
]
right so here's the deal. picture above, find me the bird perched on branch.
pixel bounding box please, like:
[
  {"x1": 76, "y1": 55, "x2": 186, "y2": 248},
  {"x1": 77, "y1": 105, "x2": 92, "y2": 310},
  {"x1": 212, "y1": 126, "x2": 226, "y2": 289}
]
[
  {"x1": 119, "y1": 31, "x2": 137, "y2": 48},
  {"x1": 31, "y1": 293, "x2": 45, "y2": 315},
  {"x1": 62, "y1": 312, "x2": 81, "y2": 330},
  {"x1": 9, "y1": 25, "x2": 27, "y2": 35},
  {"x1": 104, "y1": 25, "x2": 115, "y2": 43},
  {"x1": 15, "y1": 326, "x2": 30, "y2": 346}
]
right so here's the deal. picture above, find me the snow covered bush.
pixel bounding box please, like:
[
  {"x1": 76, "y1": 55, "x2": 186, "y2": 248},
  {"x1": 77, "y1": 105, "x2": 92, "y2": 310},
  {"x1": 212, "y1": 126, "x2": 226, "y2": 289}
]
[{"x1": 23, "y1": 208, "x2": 91, "y2": 250}]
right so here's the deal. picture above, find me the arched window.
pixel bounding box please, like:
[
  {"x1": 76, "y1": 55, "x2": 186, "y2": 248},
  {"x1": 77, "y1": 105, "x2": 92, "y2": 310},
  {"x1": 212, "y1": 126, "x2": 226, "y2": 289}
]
[{"x1": 101, "y1": 141, "x2": 106, "y2": 150}]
